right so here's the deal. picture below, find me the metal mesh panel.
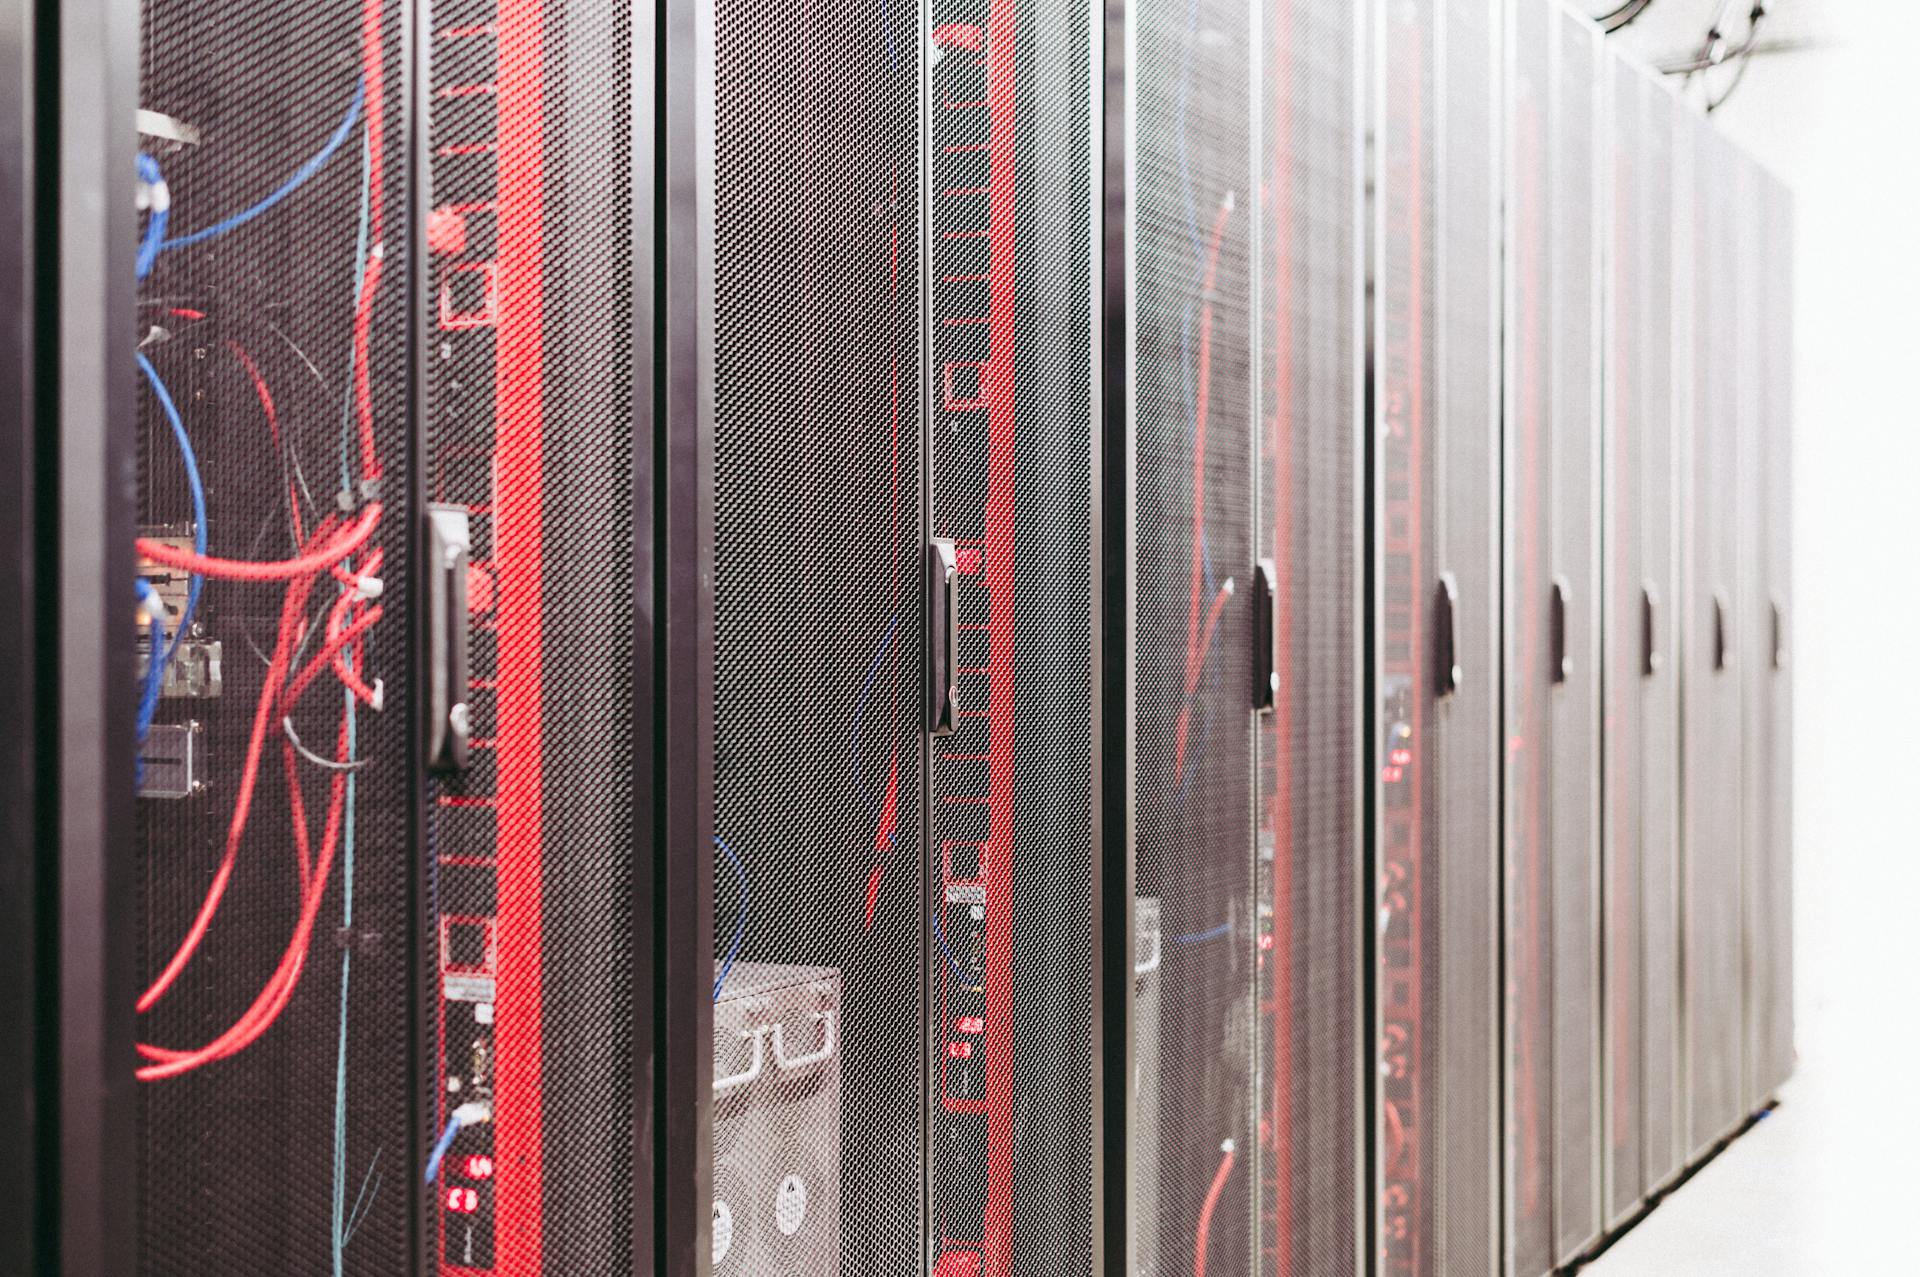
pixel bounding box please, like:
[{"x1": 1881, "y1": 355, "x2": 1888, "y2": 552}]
[
  {"x1": 1258, "y1": 1, "x2": 1361, "y2": 1274},
  {"x1": 1757, "y1": 179, "x2": 1795, "y2": 1103},
  {"x1": 133, "y1": 0, "x2": 413, "y2": 1269},
  {"x1": 1546, "y1": 13, "x2": 1602, "y2": 1264},
  {"x1": 1129, "y1": 0, "x2": 1258, "y2": 1273},
  {"x1": 1638, "y1": 78, "x2": 1684, "y2": 1196},
  {"x1": 708, "y1": 1, "x2": 924, "y2": 1274},
  {"x1": 1682, "y1": 116, "x2": 1744, "y2": 1160},
  {"x1": 1602, "y1": 57, "x2": 1684, "y2": 1223},
  {"x1": 1375, "y1": 1, "x2": 1501, "y2": 1275},
  {"x1": 426, "y1": 0, "x2": 642, "y2": 1267},
  {"x1": 928, "y1": 3, "x2": 1096, "y2": 1273}
]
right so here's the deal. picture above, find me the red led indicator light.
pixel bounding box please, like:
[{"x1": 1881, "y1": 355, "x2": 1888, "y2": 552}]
[
  {"x1": 952, "y1": 1016, "x2": 985, "y2": 1035},
  {"x1": 946, "y1": 1040, "x2": 975, "y2": 1059},
  {"x1": 446, "y1": 1186, "x2": 479, "y2": 1214},
  {"x1": 1389, "y1": 748, "x2": 1413, "y2": 766},
  {"x1": 461, "y1": 1154, "x2": 495, "y2": 1180}
]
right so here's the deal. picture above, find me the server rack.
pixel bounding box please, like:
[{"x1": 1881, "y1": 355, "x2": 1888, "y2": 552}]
[
  {"x1": 1116, "y1": 0, "x2": 1366, "y2": 1273},
  {"x1": 1680, "y1": 115, "x2": 1747, "y2": 1162},
  {"x1": 1255, "y1": 3, "x2": 1367, "y2": 1273},
  {"x1": 117, "y1": 0, "x2": 656, "y2": 1269},
  {"x1": 1743, "y1": 173, "x2": 1795, "y2": 1114},
  {"x1": 695, "y1": 1, "x2": 1105, "y2": 1275},
  {"x1": 1599, "y1": 52, "x2": 1686, "y2": 1228},
  {"x1": 1122, "y1": 0, "x2": 1260, "y2": 1272},
  {"x1": 1372, "y1": 1, "x2": 1503, "y2": 1275},
  {"x1": 1502, "y1": 3, "x2": 1604, "y2": 1273}
]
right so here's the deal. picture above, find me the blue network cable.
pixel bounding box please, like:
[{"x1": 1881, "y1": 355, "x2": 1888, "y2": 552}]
[
  {"x1": 133, "y1": 579, "x2": 167, "y2": 782},
  {"x1": 159, "y1": 79, "x2": 364, "y2": 253},
  {"x1": 136, "y1": 351, "x2": 207, "y2": 673},
  {"x1": 1173, "y1": 921, "x2": 1232, "y2": 946},
  {"x1": 135, "y1": 153, "x2": 168, "y2": 282},
  {"x1": 713, "y1": 835, "x2": 748, "y2": 1001}
]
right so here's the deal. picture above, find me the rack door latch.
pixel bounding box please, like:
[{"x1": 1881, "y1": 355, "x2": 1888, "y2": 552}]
[
  {"x1": 927, "y1": 539, "x2": 959, "y2": 737},
  {"x1": 1550, "y1": 575, "x2": 1572, "y2": 685},
  {"x1": 426, "y1": 505, "x2": 471, "y2": 773},
  {"x1": 1252, "y1": 559, "x2": 1278, "y2": 713},
  {"x1": 1435, "y1": 572, "x2": 1462, "y2": 696}
]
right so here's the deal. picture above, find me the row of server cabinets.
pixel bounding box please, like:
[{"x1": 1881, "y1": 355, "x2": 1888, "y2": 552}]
[{"x1": 0, "y1": 0, "x2": 1791, "y2": 1272}]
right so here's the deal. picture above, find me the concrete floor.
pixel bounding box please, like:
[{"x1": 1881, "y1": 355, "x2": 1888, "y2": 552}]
[{"x1": 1587, "y1": 1033, "x2": 1920, "y2": 1273}]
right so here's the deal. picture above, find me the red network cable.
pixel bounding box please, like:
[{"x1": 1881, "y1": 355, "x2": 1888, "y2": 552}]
[
  {"x1": 1172, "y1": 198, "x2": 1235, "y2": 789},
  {"x1": 135, "y1": 0, "x2": 391, "y2": 1080},
  {"x1": 1192, "y1": 1140, "x2": 1236, "y2": 1277}
]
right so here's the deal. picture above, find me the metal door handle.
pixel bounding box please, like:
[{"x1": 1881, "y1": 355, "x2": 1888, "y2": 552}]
[
  {"x1": 1713, "y1": 590, "x2": 1730, "y2": 672},
  {"x1": 1550, "y1": 575, "x2": 1571, "y2": 685},
  {"x1": 928, "y1": 539, "x2": 958, "y2": 736},
  {"x1": 1642, "y1": 583, "x2": 1661, "y2": 677},
  {"x1": 1253, "y1": 559, "x2": 1278, "y2": 713},
  {"x1": 1771, "y1": 597, "x2": 1786, "y2": 670},
  {"x1": 1435, "y1": 573, "x2": 1462, "y2": 696},
  {"x1": 426, "y1": 505, "x2": 471, "y2": 772}
]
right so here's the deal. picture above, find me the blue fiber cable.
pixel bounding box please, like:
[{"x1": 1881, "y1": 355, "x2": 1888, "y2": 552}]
[
  {"x1": 713, "y1": 835, "x2": 748, "y2": 1001},
  {"x1": 160, "y1": 79, "x2": 363, "y2": 252},
  {"x1": 135, "y1": 153, "x2": 168, "y2": 282},
  {"x1": 422, "y1": 1112, "x2": 462, "y2": 1185},
  {"x1": 1173, "y1": 921, "x2": 1232, "y2": 945},
  {"x1": 136, "y1": 352, "x2": 206, "y2": 673},
  {"x1": 333, "y1": 119, "x2": 374, "y2": 1277}
]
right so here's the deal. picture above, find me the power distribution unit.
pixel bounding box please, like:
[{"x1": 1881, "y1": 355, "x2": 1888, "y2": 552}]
[
  {"x1": 1600, "y1": 50, "x2": 1688, "y2": 1226},
  {"x1": 1119, "y1": 0, "x2": 1364, "y2": 1273},
  {"x1": 1503, "y1": 3, "x2": 1605, "y2": 1273},
  {"x1": 1372, "y1": 2, "x2": 1503, "y2": 1276}
]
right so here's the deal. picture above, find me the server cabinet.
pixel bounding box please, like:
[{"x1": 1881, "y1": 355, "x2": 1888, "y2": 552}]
[
  {"x1": 1256, "y1": 2, "x2": 1365, "y2": 1273},
  {"x1": 1119, "y1": 0, "x2": 1364, "y2": 1273},
  {"x1": 703, "y1": 2, "x2": 923, "y2": 1275},
  {"x1": 1599, "y1": 55, "x2": 1685, "y2": 1226},
  {"x1": 700, "y1": 0, "x2": 1102, "y2": 1274},
  {"x1": 1743, "y1": 175, "x2": 1795, "y2": 1112},
  {"x1": 1125, "y1": 0, "x2": 1259, "y2": 1272},
  {"x1": 127, "y1": 0, "x2": 653, "y2": 1269},
  {"x1": 1502, "y1": 4, "x2": 1604, "y2": 1273},
  {"x1": 1373, "y1": 0, "x2": 1502, "y2": 1275},
  {"x1": 1680, "y1": 117, "x2": 1746, "y2": 1161},
  {"x1": 131, "y1": 2, "x2": 422, "y2": 1268}
]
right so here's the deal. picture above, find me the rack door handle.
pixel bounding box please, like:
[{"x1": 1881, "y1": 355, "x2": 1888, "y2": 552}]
[
  {"x1": 1771, "y1": 597, "x2": 1786, "y2": 670},
  {"x1": 771, "y1": 1010, "x2": 838, "y2": 1072},
  {"x1": 1253, "y1": 559, "x2": 1278, "y2": 713},
  {"x1": 1712, "y1": 590, "x2": 1730, "y2": 672},
  {"x1": 1642, "y1": 584, "x2": 1661, "y2": 677},
  {"x1": 1435, "y1": 573, "x2": 1462, "y2": 696},
  {"x1": 712, "y1": 1028, "x2": 767, "y2": 1095},
  {"x1": 1550, "y1": 575, "x2": 1571, "y2": 685},
  {"x1": 426, "y1": 505, "x2": 471, "y2": 773},
  {"x1": 927, "y1": 539, "x2": 958, "y2": 737}
]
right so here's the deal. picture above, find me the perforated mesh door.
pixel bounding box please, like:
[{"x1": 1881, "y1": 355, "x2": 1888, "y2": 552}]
[
  {"x1": 1681, "y1": 117, "x2": 1745, "y2": 1160},
  {"x1": 133, "y1": 0, "x2": 413, "y2": 1269},
  {"x1": 1129, "y1": 0, "x2": 1258, "y2": 1272},
  {"x1": 708, "y1": 3, "x2": 924, "y2": 1275},
  {"x1": 1257, "y1": 1, "x2": 1361, "y2": 1274},
  {"x1": 1636, "y1": 82, "x2": 1685, "y2": 1198},
  {"x1": 1503, "y1": 4, "x2": 1606, "y2": 1271},
  {"x1": 1602, "y1": 58, "x2": 1684, "y2": 1223},
  {"x1": 928, "y1": 3, "x2": 1097, "y2": 1274},
  {"x1": 1546, "y1": 14, "x2": 1603, "y2": 1264},
  {"x1": 424, "y1": 0, "x2": 641, "y2": 1268},
  {"x1": 1755, "y1": 179, "x2": 1795, "y2": 1104},
  {"x1": 1375, "y1": 1, "x2": 1501, "y2": 1274}
]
